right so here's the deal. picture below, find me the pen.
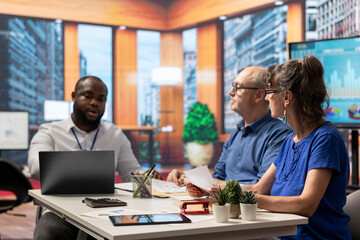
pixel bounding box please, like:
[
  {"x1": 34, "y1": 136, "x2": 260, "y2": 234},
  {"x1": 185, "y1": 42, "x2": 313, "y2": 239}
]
[
  {"x1": 147, "y1": 163, "x2": 156, "y2": 177},
  {"x1": 133, "y1": 164, "x2": 156, "y2": 197},
  {"x1": 131, "y1": 172, "x2": 151, "y2": 195}
]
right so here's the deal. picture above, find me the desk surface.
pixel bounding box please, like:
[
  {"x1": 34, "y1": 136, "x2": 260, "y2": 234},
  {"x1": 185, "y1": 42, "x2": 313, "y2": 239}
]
[{"x1": 29, "y1": 186, "x2": 307, "y2": 240}]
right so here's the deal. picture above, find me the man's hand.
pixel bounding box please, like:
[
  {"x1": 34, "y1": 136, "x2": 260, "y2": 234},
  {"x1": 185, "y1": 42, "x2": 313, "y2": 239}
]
[
  {"x1": 166, "y1": 169, "x2": 185, "y2": 185},
  {"x1": 151, "y1": 170, "x2": 163, "y2": 180}
]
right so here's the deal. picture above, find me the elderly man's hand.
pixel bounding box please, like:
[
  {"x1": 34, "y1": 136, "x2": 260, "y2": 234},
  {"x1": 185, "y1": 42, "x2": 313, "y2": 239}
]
[
  {"x1": 151, "y1": 170, "x2": 163, "y2": 180},
  {"x1": 166, "y1": 169, "x2": 185, "y2": 186}
]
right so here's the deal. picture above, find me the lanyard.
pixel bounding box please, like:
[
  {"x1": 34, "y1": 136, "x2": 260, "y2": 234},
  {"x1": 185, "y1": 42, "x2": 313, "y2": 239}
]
[{"x1": 71, "y1": 127, "x2": 100, "y2": 151}]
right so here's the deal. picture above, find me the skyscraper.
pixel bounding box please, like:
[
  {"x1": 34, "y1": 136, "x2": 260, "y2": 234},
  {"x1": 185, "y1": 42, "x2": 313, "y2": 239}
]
[{"x1": 0, "y1": 15, "x2": 63, "y2": 126}]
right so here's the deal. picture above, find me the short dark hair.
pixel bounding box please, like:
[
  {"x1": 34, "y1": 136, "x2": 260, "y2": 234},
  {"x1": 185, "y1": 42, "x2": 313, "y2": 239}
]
[
  {"x1": 74, "y1": 76, "x2": 108, "y2": 95},
  {"x1": 267, "y1": 55, "x2": 329, "y2": 123}
]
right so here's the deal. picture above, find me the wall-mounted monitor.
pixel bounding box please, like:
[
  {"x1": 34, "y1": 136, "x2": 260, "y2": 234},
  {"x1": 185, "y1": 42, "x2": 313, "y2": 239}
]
[
  {"x1": 289, "y1": 36, "x2": 360, "y2": 128},
  {"x1": 0, "y1": 111, "x2": 29, "y2": 150}
]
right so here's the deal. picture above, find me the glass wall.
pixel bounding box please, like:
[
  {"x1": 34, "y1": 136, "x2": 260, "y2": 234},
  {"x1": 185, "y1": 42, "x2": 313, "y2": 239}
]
[
  {"x1": 78, "y1": 24, "x2": 113, "y2": 122},
  {"x1": 137, "y1": 30, "x2": 161, "y2": 126},
  {"x1": 223, "y1": 5, "x2": 288, "y2": 133},
  {"x1": 305, "y1": 0, "x2": 360, "y2": 41},
  {"x1": 0, "y1": 14, "x2": 63, "y2": 163},
  {"x1": 183, "y1": 28, "x2": 197, "y2": 121},
  {"x1": 137, "y1": 30, "x2": 161, "y2": 164}
]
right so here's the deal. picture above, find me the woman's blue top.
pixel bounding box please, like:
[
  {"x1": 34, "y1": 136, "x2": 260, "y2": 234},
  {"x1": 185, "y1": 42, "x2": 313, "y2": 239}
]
[{"x1": 271, "y1": 122, "x2": 351, "y2": 240}]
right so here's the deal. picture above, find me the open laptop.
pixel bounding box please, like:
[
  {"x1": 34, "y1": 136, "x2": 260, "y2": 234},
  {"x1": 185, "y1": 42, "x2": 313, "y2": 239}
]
[{"x1": 39, "y1": 151, "x2": 115, "y2": 195}]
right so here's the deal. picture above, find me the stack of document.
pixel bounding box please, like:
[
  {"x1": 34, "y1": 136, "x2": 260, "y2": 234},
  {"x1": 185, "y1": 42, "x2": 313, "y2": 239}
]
[{"x1": 183, "y1": 165, "x2": 215, "y2": 192}]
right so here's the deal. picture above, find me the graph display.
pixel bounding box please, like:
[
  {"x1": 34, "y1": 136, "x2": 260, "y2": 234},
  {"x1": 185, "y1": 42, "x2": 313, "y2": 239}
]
[
  {"x1": 0, "y1": 111, "x2": 29, "y2": 150},
  {"x1": 289, "y1": 37, "x2": 360, "y2": 127}
]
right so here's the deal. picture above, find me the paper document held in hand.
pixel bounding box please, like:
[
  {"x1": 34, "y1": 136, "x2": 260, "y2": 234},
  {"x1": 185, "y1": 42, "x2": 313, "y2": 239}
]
[{"x1": 183, "y1": 165, "x2": 215, "y2": 192}]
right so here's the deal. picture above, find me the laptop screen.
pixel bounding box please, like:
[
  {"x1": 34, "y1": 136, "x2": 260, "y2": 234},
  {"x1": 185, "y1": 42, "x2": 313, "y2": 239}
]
[{"x1": 39, "y1": 151, "x2": 115, "y2": 194}]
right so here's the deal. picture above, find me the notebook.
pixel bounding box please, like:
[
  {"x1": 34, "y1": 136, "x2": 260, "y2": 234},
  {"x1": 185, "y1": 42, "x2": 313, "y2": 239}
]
[{"x1": 39, "y1": 150, "x2": 115, "y2": 195}]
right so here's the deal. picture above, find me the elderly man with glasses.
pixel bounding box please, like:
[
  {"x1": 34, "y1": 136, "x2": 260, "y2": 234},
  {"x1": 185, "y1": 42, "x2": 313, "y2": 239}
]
[{"x1": 167, "y1": 67, "x2": 293, "y2": 195}]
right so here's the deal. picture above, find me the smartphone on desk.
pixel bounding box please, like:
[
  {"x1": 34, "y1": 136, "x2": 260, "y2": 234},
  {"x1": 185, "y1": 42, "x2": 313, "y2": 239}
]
[{"x1": 109, "y1": 213, "x2": 191, "y2": 226}]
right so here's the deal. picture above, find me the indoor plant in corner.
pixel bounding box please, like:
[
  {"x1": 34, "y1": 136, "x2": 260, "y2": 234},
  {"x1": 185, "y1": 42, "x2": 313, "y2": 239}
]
[
  {"x1": 240, "y1": 190, "x2": 258, "y2": 221},
  {"x1": 183, "y1": 102, "x2": 219, "y2": 167},
  {"x1": 224, "y1": 180, "x2": 242, "y2": 219},
  {"x1": 212, "y1": 186, "x2": 230, "y2": 223}
]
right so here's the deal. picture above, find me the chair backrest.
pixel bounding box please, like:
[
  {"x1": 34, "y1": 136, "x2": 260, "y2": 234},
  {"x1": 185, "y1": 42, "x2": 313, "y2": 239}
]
[
  {"x1": 344, "y1": 189, "x2": 360, "y2": 239},
  {"x1": 0, "y1": 158, "x2": 33, "y2": 213}
]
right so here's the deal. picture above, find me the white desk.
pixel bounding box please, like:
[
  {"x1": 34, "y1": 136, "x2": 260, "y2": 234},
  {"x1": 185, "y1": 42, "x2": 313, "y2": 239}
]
[{"x1": 29, "y1": 186, "x2": 307, "y2": 240}]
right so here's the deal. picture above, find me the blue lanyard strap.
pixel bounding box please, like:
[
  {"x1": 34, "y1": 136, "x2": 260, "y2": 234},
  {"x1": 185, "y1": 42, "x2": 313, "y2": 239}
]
[{"x1": 71, "y1": 127, "x2": 100, "y2": 151}]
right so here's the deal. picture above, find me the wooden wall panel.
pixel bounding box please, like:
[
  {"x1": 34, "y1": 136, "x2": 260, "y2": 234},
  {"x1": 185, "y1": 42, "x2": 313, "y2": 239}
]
[
  {"x1": 197, "y1": 23, "x2": 223, "y2": 134},
  {"x1": 0, "y1": 0, "x2": 167, "y2": 30},
  {"x1": 113, "y1": 29, "x2": 138, "y2": 126},
  {"x1": 64, "y1": 23, "x2": 79, "y2": 101},
  {"x1": 167, "y1": 0, "x2": 282, "y2": 30},
  {"x1": 159, "y1": 32, "x2": 184, "y2": 164},
  {"x1": 287, "y1": 1, "x2": 305, "y2": 46},
  {"x1": 2, "y1": 0, "x2": 297, "y2": 31}
]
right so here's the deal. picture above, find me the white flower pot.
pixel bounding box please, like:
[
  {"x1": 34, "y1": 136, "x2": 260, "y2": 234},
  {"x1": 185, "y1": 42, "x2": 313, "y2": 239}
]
[
  {"x1": 186, "y1": 142, "x2": 214, "y2": 167},
  {"x1": 212, "y1": 203, "x2": 230, "y2": 223},
  {"x1": 240, "y1": 202, "x2": 258, "y2": 221}
]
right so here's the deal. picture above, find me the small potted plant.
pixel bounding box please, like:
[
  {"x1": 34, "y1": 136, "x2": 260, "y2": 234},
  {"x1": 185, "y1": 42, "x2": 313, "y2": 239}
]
[
  {"x1": 224, "y1": 180, "x2": 242, "y2": 219},
  {"x1": 212, "y1": 186, "x2": 230, "y2": 223},
  {"x1": 183, "y1": 102, "x2": 218, "y2": 166},
  {"x1": 240, "y1": 190, "x2": 258, "y2": 221}
]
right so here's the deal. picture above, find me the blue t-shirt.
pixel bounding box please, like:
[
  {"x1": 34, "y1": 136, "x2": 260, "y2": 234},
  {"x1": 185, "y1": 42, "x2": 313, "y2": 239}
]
[
  {"x1": 213, "y1": 111, "x2": 293, "y2": 184},
  {"x1": 271, "y1": 122, "x2": 351, "y2": 240}
]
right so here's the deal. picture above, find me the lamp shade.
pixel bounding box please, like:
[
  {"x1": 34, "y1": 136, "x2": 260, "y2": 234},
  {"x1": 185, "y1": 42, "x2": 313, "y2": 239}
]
[{"x1": 151, "y1": 66, "x2": 182, "y2": 85}]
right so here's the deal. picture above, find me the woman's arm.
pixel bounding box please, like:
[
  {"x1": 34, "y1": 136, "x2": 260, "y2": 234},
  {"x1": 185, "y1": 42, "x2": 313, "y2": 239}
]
[
  {"x1": 256, "y1": 168, "x2": 333, "y2": 217},
  {"x1": 246, "y1": 163, "x2": 277, "y2": 195}
]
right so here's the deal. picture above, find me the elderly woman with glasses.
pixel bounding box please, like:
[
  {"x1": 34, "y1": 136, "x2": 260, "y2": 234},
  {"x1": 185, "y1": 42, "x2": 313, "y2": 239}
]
[{"x1": 247, "y1": 55, "x2": 351, "y2": 239}]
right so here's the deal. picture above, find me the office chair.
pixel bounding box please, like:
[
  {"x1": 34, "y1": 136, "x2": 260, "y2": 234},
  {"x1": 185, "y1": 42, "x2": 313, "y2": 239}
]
[
  {"x1": 344, "y1": 189, "x2": 360, "y2": 239},
  {"x1": 0, "y1": 158, "x2": 33, "y2": 215}
]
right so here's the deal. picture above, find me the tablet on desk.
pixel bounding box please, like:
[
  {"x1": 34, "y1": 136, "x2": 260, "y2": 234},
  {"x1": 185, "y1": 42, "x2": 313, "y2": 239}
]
[{"x1": 109, "y1": 213, "x2": 191, "y2": 226}]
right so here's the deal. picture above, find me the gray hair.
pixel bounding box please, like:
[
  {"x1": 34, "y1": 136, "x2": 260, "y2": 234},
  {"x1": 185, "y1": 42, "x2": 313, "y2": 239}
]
[{"x1": 246, "y1": 67, "x2": 267, "y2": 89}]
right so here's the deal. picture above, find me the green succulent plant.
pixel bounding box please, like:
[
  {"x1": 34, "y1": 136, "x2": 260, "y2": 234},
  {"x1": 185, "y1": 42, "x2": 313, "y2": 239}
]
[
  {"x1": 224, "y1": 180, "x2": 242, "y2": 204},
  {"x1": 240, "y1": 190, "x2": 257, "y2": 204},
  {"x1": 183, "y1": 102, "x2": 219, "y2": 144},
  {"x1": 212, "y1": 186, "x2": 229, "y2": 206}
]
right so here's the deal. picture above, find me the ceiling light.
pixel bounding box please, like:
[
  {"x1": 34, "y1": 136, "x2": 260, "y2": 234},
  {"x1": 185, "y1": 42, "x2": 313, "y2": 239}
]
[
  {"x1": 219, "y1": 15, "x2": 228, "y2": 21},
  {"x1": 274, "y1": 1, "x2": 284, "y2": 6},
  {"x1": 119, "y1": 26, "x2": 126, "y2": 30}
]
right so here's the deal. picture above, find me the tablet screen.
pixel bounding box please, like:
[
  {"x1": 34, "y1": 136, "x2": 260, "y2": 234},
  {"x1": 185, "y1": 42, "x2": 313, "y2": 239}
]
[{"x1": 109, "y1": 213, "x2": 191, "y2": 226}]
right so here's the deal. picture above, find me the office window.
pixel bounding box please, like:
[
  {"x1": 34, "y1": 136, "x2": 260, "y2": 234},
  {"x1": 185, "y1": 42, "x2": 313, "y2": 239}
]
[
  {"x1": 0, "y1": 14, "x2": 63, "y2": 163},
  {"x1": 137, "y1": 30, "x2": 160, "y2": 126},
  {"x1": 223, "y1": 5, "x2": 288, "y2": 133},
  {"x1": 183, "y1": 28, "x2": 197, "y2": 121},
  {"x1": 306, "y1": 0, "x2": 360, "y2": 40},
  {"x1": 78, "y1": 24, "x2": 113, "y2": 122}
]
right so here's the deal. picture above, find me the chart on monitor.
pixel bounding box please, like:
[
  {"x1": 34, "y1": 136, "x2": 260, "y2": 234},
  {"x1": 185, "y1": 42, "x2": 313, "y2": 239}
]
[
  {"x1": 289, "y1": 37, "x2": 360, "y2": 127},
  {"x1": 0, "y1": 111, "x2": 29, "y2": 150}
]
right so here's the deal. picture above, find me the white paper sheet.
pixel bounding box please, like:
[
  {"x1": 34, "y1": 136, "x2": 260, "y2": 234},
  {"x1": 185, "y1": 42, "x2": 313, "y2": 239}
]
[
  {"x1": 183, "y1": 214, "x2": 214, "y2": 223},
  {"x1": 152, "y1": 179, "x2": 187, "y2": 193},
  {"x1": 183, "y1": 165, "x2": 215, "y2": 192}
]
